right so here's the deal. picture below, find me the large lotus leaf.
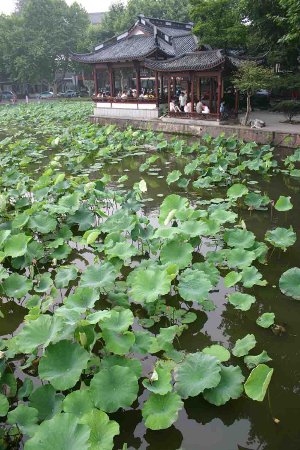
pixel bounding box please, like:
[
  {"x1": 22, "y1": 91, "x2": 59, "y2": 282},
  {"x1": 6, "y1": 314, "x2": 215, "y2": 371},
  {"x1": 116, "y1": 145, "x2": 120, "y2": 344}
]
[
  {"x1": 100, "y1": 355, "x2": 142, "y2": 378},
  {"x1": 28, "y1": 213, "x2": 57, "y2": 234},
  {"x1": 160, "y1": 240, "x2": 193, "y2": 269},
  {"x1": 7, "y1": 404, "x2": 39, "y2": 436},
  {"x1": 4, "y1": 233, "x2": 30, "y2": 258},
  {"x1": 166, "y1": 170, "x2": 181, "y2": 185},
  {"x1": 202, "y1": 345, "x2": 230, "y2": 362},
  {"x1": 90, "y1": 365, "x2": 138, "y2": 413},
  {"x1": 178, "y1": 268, "x2": 212, "y2": 303},
  {"x1": 244, "y1": 364, "x2": 273, "y2": 401},
  {"x1": 227, "y1": 292, "x2": 256, "y2": 311},
  {"x1": 256, "y1": 312, "x2": 275, "y2": 328},
  {"x1": 128, "y1": 265, "x2": 174, "y2": 303},
  {"x1": 227, "y1": 183, "x2": 248, "y2": 199},
  {"x1": 0, "y1": 372, "x2": 17, "y2": 398},
  {"x1": 131, "y1": 330, "x2": 152, "y2": 354},
  {"x1": 69, "y1": 208, "x2": 95, "y2": 231},
  {"x1": 159, "y1": 194, "x2": 189, "y2": 225},
  {"x1": 244, "y1": 351, "x2": 272, "y2": 369},
  {"x1": 3, "y1": 273, "x2": 33, "y2": 298},
  {"x1": 55, "y1": 265, "x2": 78, "y2": 289},
  {"x1": 203, "y1": 365, "x2": 245, "y2": 406},
  {"x1": 224, "y1": 229, "x2": 255, "y2": 249},
  {"x1": 35, "y1": 273, "x2": 53, "y2": 293},
  {"x1": 51, "y1": 243, "x2": 72, "y2": 261},
  {"x1": 225, "y1": 248, "x2": 256, "y2": 268},
  {"x1": 101, "y1": 309, "x2": 134, "y2": 332},
  {"x1": 63, "y1": 390, "x2": 93, "y2": 418},
  {"x1": 143, "y1": 362, "x2": 173, "y2": 395},
  {"x1": 178, "y1": 220, "x2": 205, "y2": 238},
  {"x1": 105, "y1": 241, "x2": 137, "y2": 262},
  {"x1": 15, "y1": 315, "x2": 64, "y2": 354},
  {"x1": 192, "y1": 218, "x2": 221, "y2": 236},
  {"x1": 224, "y1": 271, "x2": 242, "y2": 287},
  {"x1": 192, "y1": 262, "x2": 220, "y2": 286},
  {"x1": 142, "y1": 392, "x2": 183, "y2": 430},
  {"x1": 65, "y1": 287, "x2": 99, "y2": 309},
  {"x1": 274, "y1": 195, "x2": 293, "y2": 212},
  {"x1": 0, "y1": 230, "x2": 11, "y2": 247},
  {"x1": 153, "y1": 226, "x2": 181, "y2": 240},
  {"x1": 100, "y1": 210, "x2": 135, "y2": 234},
  {"x1": 58, "y1": 191, "x2": 82, "y2": 212},
  {"x1": 149, "y1": 325, "x2": 179, "y2": 353},
  {"x1": 209, "y1": 208, "x2": 237, "y2": 224},
  {"x1": 265, "y1": 227, "x2": 296, "y2": 251},
  {"x1": 29, "y1": 385, "x2": 64, "y2": 421},
  {"x1": 244, "y1": 192, "x2": 269, "y2": 209},
  {"x1": 38, "y1": 340, "x2": 90, "y2": 390},
  {"x1": 232, "y1": 334, "x2": 256, "y2": 357},
  {"x1": 174, "y1": 352, "x2": 221, "y2": 399},
  {"x1": 0, "y1": 393, "x2": 9, "y2": 417},
  {"x1": 79, "y1": 409, "x2": 120, "y2": 450},
  {"x1": 279, "y1": 267, "x2": 300, "y2": 300},
  {"x1": 24, "y1": 413, "x2": 90, "y2": 450},
  {"x1": 102, "y1": 330, "x2": 135, "y2": 355},
  {"x1": 86, "y1": 310, "x2": 112, "y2": 324},
  {"x1": 80, "y1": 263, "x2": 117, "y2": 291},
  {"x1": 241, "y1": 266, "x2": 267, "y2": 288}
]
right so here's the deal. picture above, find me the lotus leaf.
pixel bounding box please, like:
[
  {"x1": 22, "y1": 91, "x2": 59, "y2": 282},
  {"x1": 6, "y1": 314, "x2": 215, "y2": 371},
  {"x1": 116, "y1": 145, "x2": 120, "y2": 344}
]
[
  {"x1": 203, "y1": 365, "x2": 245, "y2": 406},
  {"x1": 279, "y1": 267, "x2": 300, "y2": 300},
  {"x1": 265, "y1": 227, "x2": 296, "y2": 251},
  {"x1": 178, "y1": 220, "x2": 206, "y2": 238},
  {"x1": 244, "y1": 351, "x2": 272, "y2": 369},
  {"x1": 174, "y1": 352, "x2": 221, "y2": 398},
  {"x1": 100, "y1": 355, "x2": 142, "y2": 378},
  {"x1": 232, "y1": 334, "x2": 256, "y2": 357},
  {"x1": 79, "y1": 409, "x2": 120, "y2": 450},
  {"x1": 3, "y1": 273, "x2": 33, "y2": 298},
  {"x1": 18, "y1": 378, "x2": 34, "y2": 400},
  {"x1": 80, "y1": 263, "x2": 117, "y2": 291},
  {"x1": 65, "y1": 287, "x2": 99, "y2": 309},
  {"x1": 0, "y1": 393, "x2": 9, "y2": 417},
  {"x1": 0, "y1": 230, "x2": 11, "y2": 247},
  {"x1": 244, "y1": 364, "x2": 273, "y2": 401},
  {"x1": 225, "y1": 248, "x2": 256, "y2": 268},
  {"x1": 38, "y1": 340, "x2": 89, "y2": 390},
  {"x1": 227, "y1": 183, "x2": 248, "y2": 199},
  {"x1": 241, "y1": 266, "x2": 267, "y2": 288},
  {"x1": 90, "y1": 365, "x2": 138, "y2": 413},
  {"x1": 28, "y1": 213, "x2": 57, "y2": 234},
  {"x1": 63, "y1": 390, "x2": 93, "y2": 417},
  {"x1": 4, "y1": 233, "x2": 30, "y2": 258},
  {"x1": 143, "y1": 362, "x2": 173, "y2": 395},
  {"x1": 24, "y1": 413, "x2": 90, "y2": 450},
  {"x1": 15, "y1": 315, "x2": 63, "y2": 353},
  {"x1": 160, "y1": 240, "x2": 193, "y2": 269},
  {"x1": 35, "y1": 273, "x2": 53, "y2": 293},
  {"x1": 159, "y1": 194, "x2": 188, "y2": 225},
  {"x1": 128, "y1": 265, "x2": 174, "y2": 303},
  {"x1": 55, "y1": 265, "x2": 78, "y2": 288},
  {"x1": 274, "y1": 195, "x2": 293, "y2": 211},
  {"x1": 227, "y1": 292, "x2": 256, "y2": 311},
  {"x1": 224, "y1": 229, "x2": 256, "y2": 249},
  {"x1": 192, "y1": 262, "x2": 220, "y2": 286},
  {"x1": 105, "y1": 241, "x2": 137, "y2": 262},
  {"x1": 142, "y1": 392, "x2": 183, "y2": 430},
  {"x1": 58, "y1": 191, "x2": 81, "y2": 212},
  {"x1": 102, "y1": 329, "x2": 135, "y2": 355},
  {"x1": 209, "y1": 209, "x2": 237, "y2": 224},
  {"x1": 224, "y1": 271, "x2": 242, "y2": 287},
  {"x1": 256, "y1": 312, "x2": 275, "y2": 328},
  {"x1": 166, "y1": 170, "x2": 181, "y2": 184},
  {"x1": 7, "y1": 404, "x2": 39, "y2": 436},
  {"x1": 51, "y1": 243, "x2": 72, "y2": 260},
  {"x1": 202, "y1": 345, "x2": 230, "y2": 362},
  {"x1": 29, "y1": 385, "x2": 64, "y2": 421},
  {"x1": 149, "y1": 325, "x2": 179, "y2": 353},
  {"x1": 131, "y1": 330, "x2": 152, "y2": 354},
  {"x1": 178, "y1": 268, "x2": 212, "y2": 303},
  {"x1": 101, "y1": 309, "x2": 134, "y2": 332}
]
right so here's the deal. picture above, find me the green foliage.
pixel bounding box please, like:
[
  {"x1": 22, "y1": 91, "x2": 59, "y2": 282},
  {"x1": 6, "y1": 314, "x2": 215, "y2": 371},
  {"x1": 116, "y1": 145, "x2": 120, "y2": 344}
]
[{"x1": 273, "y1": 101, "x2": 300, "y2": 122}]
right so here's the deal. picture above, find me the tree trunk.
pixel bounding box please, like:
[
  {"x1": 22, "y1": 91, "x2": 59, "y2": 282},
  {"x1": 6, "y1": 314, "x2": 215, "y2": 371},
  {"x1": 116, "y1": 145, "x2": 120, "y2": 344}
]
[{"x1": 242, "y1": 92, "x2": 251, "y2": 126}]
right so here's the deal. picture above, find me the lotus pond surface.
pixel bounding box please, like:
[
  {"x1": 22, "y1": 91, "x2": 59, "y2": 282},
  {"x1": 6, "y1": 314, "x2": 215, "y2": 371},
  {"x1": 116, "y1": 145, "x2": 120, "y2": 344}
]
[{"x1": 0, "y1": 102, "x2": 299, "y2": 450}]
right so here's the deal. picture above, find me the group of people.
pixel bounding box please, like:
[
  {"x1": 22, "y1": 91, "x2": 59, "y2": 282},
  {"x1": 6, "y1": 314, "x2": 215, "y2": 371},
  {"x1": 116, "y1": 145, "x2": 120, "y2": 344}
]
[
  {"x1": 96, "y1": 87, "x2": 155, "y2": 99},
  {"x1": 170, "y1": 91, "x2": 210, "y2": 114}
]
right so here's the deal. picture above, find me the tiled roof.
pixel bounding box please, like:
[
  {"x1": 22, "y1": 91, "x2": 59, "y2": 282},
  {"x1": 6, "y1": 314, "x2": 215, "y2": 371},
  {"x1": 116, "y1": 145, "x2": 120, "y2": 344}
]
[
  {"x1": 144, "y1": 50, "x2": 226, "y2": 72},
  {"x1": 71, "y1": 15, "x2": 197, "y2": 64}
]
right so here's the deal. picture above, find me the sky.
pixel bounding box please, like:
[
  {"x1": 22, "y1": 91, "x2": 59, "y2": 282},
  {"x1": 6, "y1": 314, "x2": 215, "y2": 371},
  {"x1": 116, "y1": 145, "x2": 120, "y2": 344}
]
[{"x1": 0, "y1": 0, "x2": 116, "y2": 15}]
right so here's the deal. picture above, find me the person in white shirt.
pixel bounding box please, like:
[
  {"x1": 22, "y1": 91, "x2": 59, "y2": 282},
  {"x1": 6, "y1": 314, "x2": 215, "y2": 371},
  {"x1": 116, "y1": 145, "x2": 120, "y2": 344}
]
[
  {"x1": 170, "y1": 99, "x2": 180, "y2": 113},
  {"x1": 196, "y1": 99, "x2": 204, "y2": 114},
  {"x1": 179, "y1": 91, "x2": 187, "y2": 111},
  {"x1": 202, "y1": 103, "x2": 210, "y2": 114},
  {"x1": 184, "y1": 98, "x2": 192, "y2": 113}
]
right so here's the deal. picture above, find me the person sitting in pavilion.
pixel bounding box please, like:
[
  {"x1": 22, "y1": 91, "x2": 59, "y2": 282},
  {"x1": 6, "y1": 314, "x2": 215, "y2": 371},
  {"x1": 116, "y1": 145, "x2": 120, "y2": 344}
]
[
  {"x1": 169, "y1": 98, "x2": 180, "y2": 113},
  {"x1": 202, "y1": 103, "x2": 210, "y2": 114},
  {"x1": 196, "y1": 98, "x2": 204, "y2": 114},
  {"x1": 184, "y1": 97, "x2": 192, "y2": 113},
  {"x1": 179, "y1": 91, "x2": 187, "y2": 112}
]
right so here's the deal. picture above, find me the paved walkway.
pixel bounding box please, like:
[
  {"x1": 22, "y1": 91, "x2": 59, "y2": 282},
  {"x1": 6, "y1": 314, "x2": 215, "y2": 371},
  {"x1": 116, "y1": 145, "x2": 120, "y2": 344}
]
[{"x1": 247, "y1": 111, "x2": 300, "y2": 133}]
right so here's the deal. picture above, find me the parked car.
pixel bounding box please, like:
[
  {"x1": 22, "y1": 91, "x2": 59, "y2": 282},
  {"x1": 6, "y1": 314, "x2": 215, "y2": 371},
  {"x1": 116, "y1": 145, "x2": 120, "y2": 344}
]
[
  {"x1": 64, "y1": 90, "x2": 78, "y2": 98},
  {"x1": 39, "y1": 91, "x2": 54, "y2": 99},
  {"x1": 1, "y1": 91, "x2": 14, "y2": 100}
]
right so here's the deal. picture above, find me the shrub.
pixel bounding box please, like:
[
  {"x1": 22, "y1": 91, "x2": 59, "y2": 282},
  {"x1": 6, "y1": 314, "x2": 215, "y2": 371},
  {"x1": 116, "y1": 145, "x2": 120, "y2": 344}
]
[{"x1": 273, "y1": 100, "x2": 300, "y2": 122}]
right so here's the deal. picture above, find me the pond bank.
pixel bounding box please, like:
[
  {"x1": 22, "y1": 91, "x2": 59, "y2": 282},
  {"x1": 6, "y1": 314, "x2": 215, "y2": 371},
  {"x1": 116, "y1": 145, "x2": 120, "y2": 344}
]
[{"x1": 90, "y1": 115, "x2": 300, "y2": 149}]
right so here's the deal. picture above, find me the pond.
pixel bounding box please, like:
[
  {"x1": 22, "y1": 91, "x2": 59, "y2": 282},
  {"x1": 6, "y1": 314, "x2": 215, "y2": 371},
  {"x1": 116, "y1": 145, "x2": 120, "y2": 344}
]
[{"x1": 0, "y1": 102, "x2": 299, "y2": 450}]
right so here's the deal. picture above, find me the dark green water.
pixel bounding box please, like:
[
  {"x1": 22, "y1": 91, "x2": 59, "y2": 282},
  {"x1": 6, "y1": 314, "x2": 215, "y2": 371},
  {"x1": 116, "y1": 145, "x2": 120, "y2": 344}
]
[{"x1": 1, "y1": 150, "x2": 300, "y2": 450}]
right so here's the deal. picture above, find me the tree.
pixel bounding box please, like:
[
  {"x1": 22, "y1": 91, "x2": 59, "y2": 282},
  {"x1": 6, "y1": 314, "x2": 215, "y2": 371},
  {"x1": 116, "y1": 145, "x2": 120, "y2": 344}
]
[
  {"x1": 277, "y1": 0, "x2": 300, "y2": 46},
  {"x1": 190, "y1": 0, "x2": 248, "y2": 49},
  {"x1": 273, "y1": 100, "x2": 300, "y2": 123},
  {"x1": 233, "y1": 62, "x2": 275, "y2": 125}
]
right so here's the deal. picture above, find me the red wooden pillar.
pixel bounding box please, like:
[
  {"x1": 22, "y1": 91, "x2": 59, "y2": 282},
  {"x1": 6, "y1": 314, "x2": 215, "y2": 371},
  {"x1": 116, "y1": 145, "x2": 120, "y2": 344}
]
[
  {"x1": 217, "y1": 72, "x2": 222, "y2": 120},
  {"x1": 191, "y1": 72, "x2": 195, "y2": 112},
  {"x1": 168, "y1": 77, "x2": 171, "y2": 113},
  {"x1": 196, "y1": 76, "x2": 200, "y2": 101},
  {"x1": 93, "y1": 67, "x2": 98, "y2": 95},
  {"x1": 209, "y1": 78, "x2": 213, "y2": 112},
  {"x1": 234, "y1": 88, "x2": 239, "y2": 114},
  {"x1": 108, "y1": 66, "x2": 114, "y2": 98},
  {"x1": 136, "y1": 64, "x2": 141, "y2": 98},
  {"x1": 173, "y1": 77, "x2": 177, "y2": 97},
  {"x1": 155, "y1": 71, "x2": 159, "y2": 107}
]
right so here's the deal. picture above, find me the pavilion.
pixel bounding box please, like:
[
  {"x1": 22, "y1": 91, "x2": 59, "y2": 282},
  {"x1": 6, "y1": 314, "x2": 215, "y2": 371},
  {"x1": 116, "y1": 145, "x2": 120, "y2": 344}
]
[{"x1": 71, "y1": 15, "x2": 243, "y2": 121}]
